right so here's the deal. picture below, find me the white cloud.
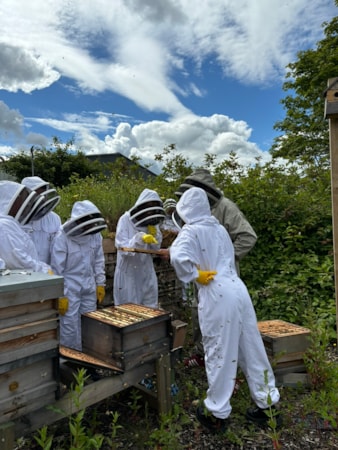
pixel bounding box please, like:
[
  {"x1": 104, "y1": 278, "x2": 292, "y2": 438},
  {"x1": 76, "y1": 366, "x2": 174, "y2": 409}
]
[
  {"x1": 83, "y1": 113, "x2": 271, "y2": 173},
  {"x1": 0, "y1": 0, "x2": 335, "y2": 108},
  {"x1": 0, "y1": 0, "x2": 335, "y2": 167}
]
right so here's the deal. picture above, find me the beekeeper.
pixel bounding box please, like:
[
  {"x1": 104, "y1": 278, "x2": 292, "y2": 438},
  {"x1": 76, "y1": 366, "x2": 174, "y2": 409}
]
[
  {"x1": 161, "y1": 198, "x2": 179, "y2": 232},
  {"x1": 0, "y1": 180, "x2": 52, "y2": 273},
  {"x1": 51, "y1": 200, "x2": 107, "y2": 351},
  {"x1": 169, "y1": 187, "x2": 280, "y2": 431},
  {"x1": 21, "y1": 176, "x2": 61, "y2": 264},
  {"x1": 114, "y1": 189, "x2": 165, "y2": 308},
  {"x1": 175, "y1": 168, "x2": 258, "y2": 367}
]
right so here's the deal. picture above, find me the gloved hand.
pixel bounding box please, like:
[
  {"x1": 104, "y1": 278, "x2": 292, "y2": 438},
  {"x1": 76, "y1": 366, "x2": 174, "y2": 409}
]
[
  {"x1": 48, "y1": 269, "x2": 54, "y2": 275},
  {"x1": 147, "y1": 225, "x2": 157, "y2": 237},
  {"x1": 58, "y1": 297, "x2": 69, "y2": 315},
  {"x1": 196, "y1": 270, "x2": 217, "y2": 285},
  {"x1": 96, "y1": 286, "x2": 105, "y2": 304},
  {"x1": 142, "y1": 234, "x2": 158, "y2": 245}
]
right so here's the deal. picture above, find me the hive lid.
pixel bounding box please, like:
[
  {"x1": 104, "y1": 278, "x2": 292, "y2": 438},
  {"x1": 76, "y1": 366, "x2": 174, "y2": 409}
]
[
  {"x1": 258, "y1": 320, "x2": 311, "y2": 338},
  {"x1": 60, "y1": 345, "x2": 123, "y2": 372}
]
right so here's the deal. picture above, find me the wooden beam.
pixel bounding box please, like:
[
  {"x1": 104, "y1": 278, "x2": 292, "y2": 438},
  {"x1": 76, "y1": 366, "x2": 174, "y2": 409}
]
[{"x1": 329, "y1": 115, "x2": 338, "y2": 349}]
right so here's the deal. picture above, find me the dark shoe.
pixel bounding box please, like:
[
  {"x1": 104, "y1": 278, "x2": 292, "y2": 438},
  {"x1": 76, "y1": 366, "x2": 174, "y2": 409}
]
[
  {"x1": 196, "y1": 405, "x2": 228, "y2": 433},
  {"x1": 184, "y1": 354, "x2": 205, "y2": 368},
  {"x1": 246, "y1": 406, "x2": 282, "y2": 428}
]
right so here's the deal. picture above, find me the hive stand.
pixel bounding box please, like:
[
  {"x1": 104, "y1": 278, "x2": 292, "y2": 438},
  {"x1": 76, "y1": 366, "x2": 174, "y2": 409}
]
[{"x1": 0, "y1": 272, "x2": 172, "y2": 450}]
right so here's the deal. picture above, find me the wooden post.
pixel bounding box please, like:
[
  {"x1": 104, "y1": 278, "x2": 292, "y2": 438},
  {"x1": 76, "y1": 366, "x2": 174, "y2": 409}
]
[
  {"x1": 0, "y1": 422, "x2": 15, "y2": 450},
  {"x1": 324, "y1": 77, "x2": 338, "y2": 349}
]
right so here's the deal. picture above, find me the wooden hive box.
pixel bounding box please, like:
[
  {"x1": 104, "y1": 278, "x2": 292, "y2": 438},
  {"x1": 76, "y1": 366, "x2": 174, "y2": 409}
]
[
  {"x1": 258, "y1": 319, "x2": 311, "y2": 375},
  {"x1": 82, "y1": 304, "x2": 171, "y2": 371},
  {"x1": 0, "y1": 270, "x2": 64, "y2": 424}
]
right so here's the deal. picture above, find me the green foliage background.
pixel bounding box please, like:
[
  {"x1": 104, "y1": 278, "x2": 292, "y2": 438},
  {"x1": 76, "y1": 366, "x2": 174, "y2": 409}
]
[{"x1": 52, "y1": 147, "x2": 336, "y2": 340}]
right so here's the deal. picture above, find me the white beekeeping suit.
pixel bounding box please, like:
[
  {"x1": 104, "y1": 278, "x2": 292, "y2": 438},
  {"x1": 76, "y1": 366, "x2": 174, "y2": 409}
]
[
  {"x1": 0, "y1": 180, "x2": 51, "y2": 273},
  {"x1": 21, "y1": 176, "x2": 61, "y2": 264},
  {"x1": 114, "y1": 189, "x2": 165, "y2": 308},
  {"x1": 51, "y1": 200, "x2": 106, "y2": 351},
  {"x1": 169, "y1": 187, "x2": 280, "y2": 422}
]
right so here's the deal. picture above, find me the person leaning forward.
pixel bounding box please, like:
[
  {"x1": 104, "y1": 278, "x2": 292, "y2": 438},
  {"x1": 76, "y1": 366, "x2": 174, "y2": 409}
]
[{"x1": 175, "y1": 168, "x2": 257, "y2": 368}]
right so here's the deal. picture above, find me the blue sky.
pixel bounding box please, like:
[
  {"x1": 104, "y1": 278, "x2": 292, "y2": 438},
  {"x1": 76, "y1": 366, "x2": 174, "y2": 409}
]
[{"x1": 0, "y1": 0, "x2": 336, "y2": 174}]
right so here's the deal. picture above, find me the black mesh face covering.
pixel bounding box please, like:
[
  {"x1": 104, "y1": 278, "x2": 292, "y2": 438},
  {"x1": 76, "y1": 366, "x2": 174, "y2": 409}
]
[
  {"x1": 7, "y1": 187, "x2": 40, "y2": 225},
  {"x1": 175, "y1": 179, "x2": 221, "y2": 206},
  {"x1": 130, "y1": 200, "x2": 165, "y2": 228},
  {"x1": 172, "y1": 210, "x2": 185, "y2": 230},
  {"x1": 63, "y1": 212, "x2": 107, "y2": 237},
  {"x1": 32, "y1": 189, "x2": 60, "y2": 221}
]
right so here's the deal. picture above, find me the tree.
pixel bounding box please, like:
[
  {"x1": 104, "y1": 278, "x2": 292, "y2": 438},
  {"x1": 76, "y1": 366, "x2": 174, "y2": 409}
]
[
  {"x1": 271, "y1": 6, "x2": 338, "y2": 166},
  {"x1": 2, "y1": 138, "x2": 101, "y2": 187}
]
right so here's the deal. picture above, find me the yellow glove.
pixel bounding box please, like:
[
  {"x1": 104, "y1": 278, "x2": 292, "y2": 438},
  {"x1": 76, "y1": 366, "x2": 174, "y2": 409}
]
[
  {"x1": 58, "y1": 297, "x2": 69, "y2": 315},
  {"x1": 142, "y1": 233, "x2": 158, "y2": 244},
  {"x1": 96, "y1": 286, "x2": 105, "y2": 304},
  {"x1": 48, "y1": 269, "x2": 54, "y2": 275},
  {"x1": 147, "y1": 225, "x2": 157, "y2": 237},
  {"x1": 196, "y1": 270, "x2": 217, "y2": 285}
]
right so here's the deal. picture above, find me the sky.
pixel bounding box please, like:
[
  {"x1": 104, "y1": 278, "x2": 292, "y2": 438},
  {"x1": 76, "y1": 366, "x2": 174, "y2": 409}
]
[{"x1": 0, "y1": 0, "x2": 336, "y2": 174}]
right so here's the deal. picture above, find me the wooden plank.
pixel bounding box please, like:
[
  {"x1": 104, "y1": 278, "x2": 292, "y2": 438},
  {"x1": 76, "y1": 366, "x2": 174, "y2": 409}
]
[
  {"x1": 59, "y1": 346, "x2": 123, "y2": 372},
  {"x1": 0, "y1": 388, "x2": 57, "y2": 424},
  {"x1": 0, "y1": 358, "x2": 55, "y2": 402},
  {"x1": 155, "y1": 353, "x2": 172, "y2": 415},
  {"x1": 118, "y1": 247, "x2": 163, "y2": 255},
  {"x1": 12, "y1": 361, "x2": 157, "y2": 437},
  {"x1": 0, "y1": 338, "x2": 59, "y2": 366},
  {"x1": 329, "y1": 113, "x2": 338, "y2": 343},
  {"x1": 0, "y1": 286, "x2": 64, "y2": 308},
  {"x1": 0, "y1": 299, "x2": 55, "y2": 321},
  {"x1": 0, "y1": 318, "x2": 58, "y2": 343},
  {"x1": 0, "y1": 348, "x2": 58, "y2": 375},
  {"x1": 0, "y1": 382, "x2": 57, "y2": 424}
]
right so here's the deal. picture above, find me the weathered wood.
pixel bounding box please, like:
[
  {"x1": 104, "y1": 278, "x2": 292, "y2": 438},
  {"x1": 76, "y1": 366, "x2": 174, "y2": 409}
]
[
  {"x1": 171, "y1": 319, "x2": 187, "y2": 350},
  {"x1": 0, "y1": 339, "x2": 59, "y2": 371},
  {"x1": 82, "y1": 305, "x2": 171, "y2": 370},
  {"x1": 0, "y1": 421, "x2": 15, "y2": 450},
  {"x1": 0, "y1": 298, "x2": 55, "y2": 322},
  {"x1": 258, "y1": 320, "x2": 310, "y2": 355},
  {"x1": 12, "y1": 358, "x2": 171, "y2": 439},
  {"x1": 0, "y1": 318, "x2": 57, "y2": 343},
  {"x1": 0, "y1": 272, "x2": 64, "y2": 308},
  {"x1": 155, "y1": 353, "x2": 172, "y2": 415},
  {"x1": 324, "y1": 77, "x2": 338, "y2": 119},
  {"x1": 329, "y1": 114, "x2": 338, "y2": 345}
]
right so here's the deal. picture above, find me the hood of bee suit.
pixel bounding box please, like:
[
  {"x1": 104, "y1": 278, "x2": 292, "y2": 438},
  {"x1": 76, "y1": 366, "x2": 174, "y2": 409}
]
[
  {"x1": 63, "y1": 200, "x2": 107, "y2": 237},
  {"x1": 0, "y1": 180, "x2": 42, "y2": 225},
  {"x1": 175, "y1": 187, "x2": 212, "y2": 228},
  {"x1": 129, "y1": 188, "x2": 165, "y2": 227},
  {"x1": 21, "y1": 176, "x2": 60, "y2": 220},
  {"x1": 175, "y1": 168, "x2": 222, "y2": 206}
]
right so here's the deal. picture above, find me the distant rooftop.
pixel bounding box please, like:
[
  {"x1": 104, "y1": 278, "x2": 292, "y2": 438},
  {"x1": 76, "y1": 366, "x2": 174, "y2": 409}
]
[{"x1": 86, "y1": 152, "x2": 157, "y2": 179}]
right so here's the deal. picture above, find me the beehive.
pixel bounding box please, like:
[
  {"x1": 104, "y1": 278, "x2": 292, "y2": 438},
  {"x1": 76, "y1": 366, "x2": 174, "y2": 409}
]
[
  {"x1": 258, "y1": 320, "x2": 311, "y2": 375},
  {"x1": 0, "y1": 271, "x2": 64, "y2": 424},
  {"x1": 82, "y1": 304, "x2": 171, "y2": 370}
]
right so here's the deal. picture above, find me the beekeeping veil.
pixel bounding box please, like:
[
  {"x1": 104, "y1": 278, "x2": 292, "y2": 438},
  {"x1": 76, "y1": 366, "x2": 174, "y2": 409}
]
[
  {"x1": 129, "y1": 189, "x2": 165, "y2": 228},
  {"x1": 0, "y1": 180, "x2": 43, "y2": 225},
  {"x1": 163, "y1": 198, "x2": 177, "y2": 216},
  {"x1": 63, "y1": 200, "x2": 107, "y2": 237},
  {"x1": 175, "y1": 169, "x2": 222, "y2": 206},
  {"x1": 21, "y1": 176, "x2": 60, "y2": 220}
]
